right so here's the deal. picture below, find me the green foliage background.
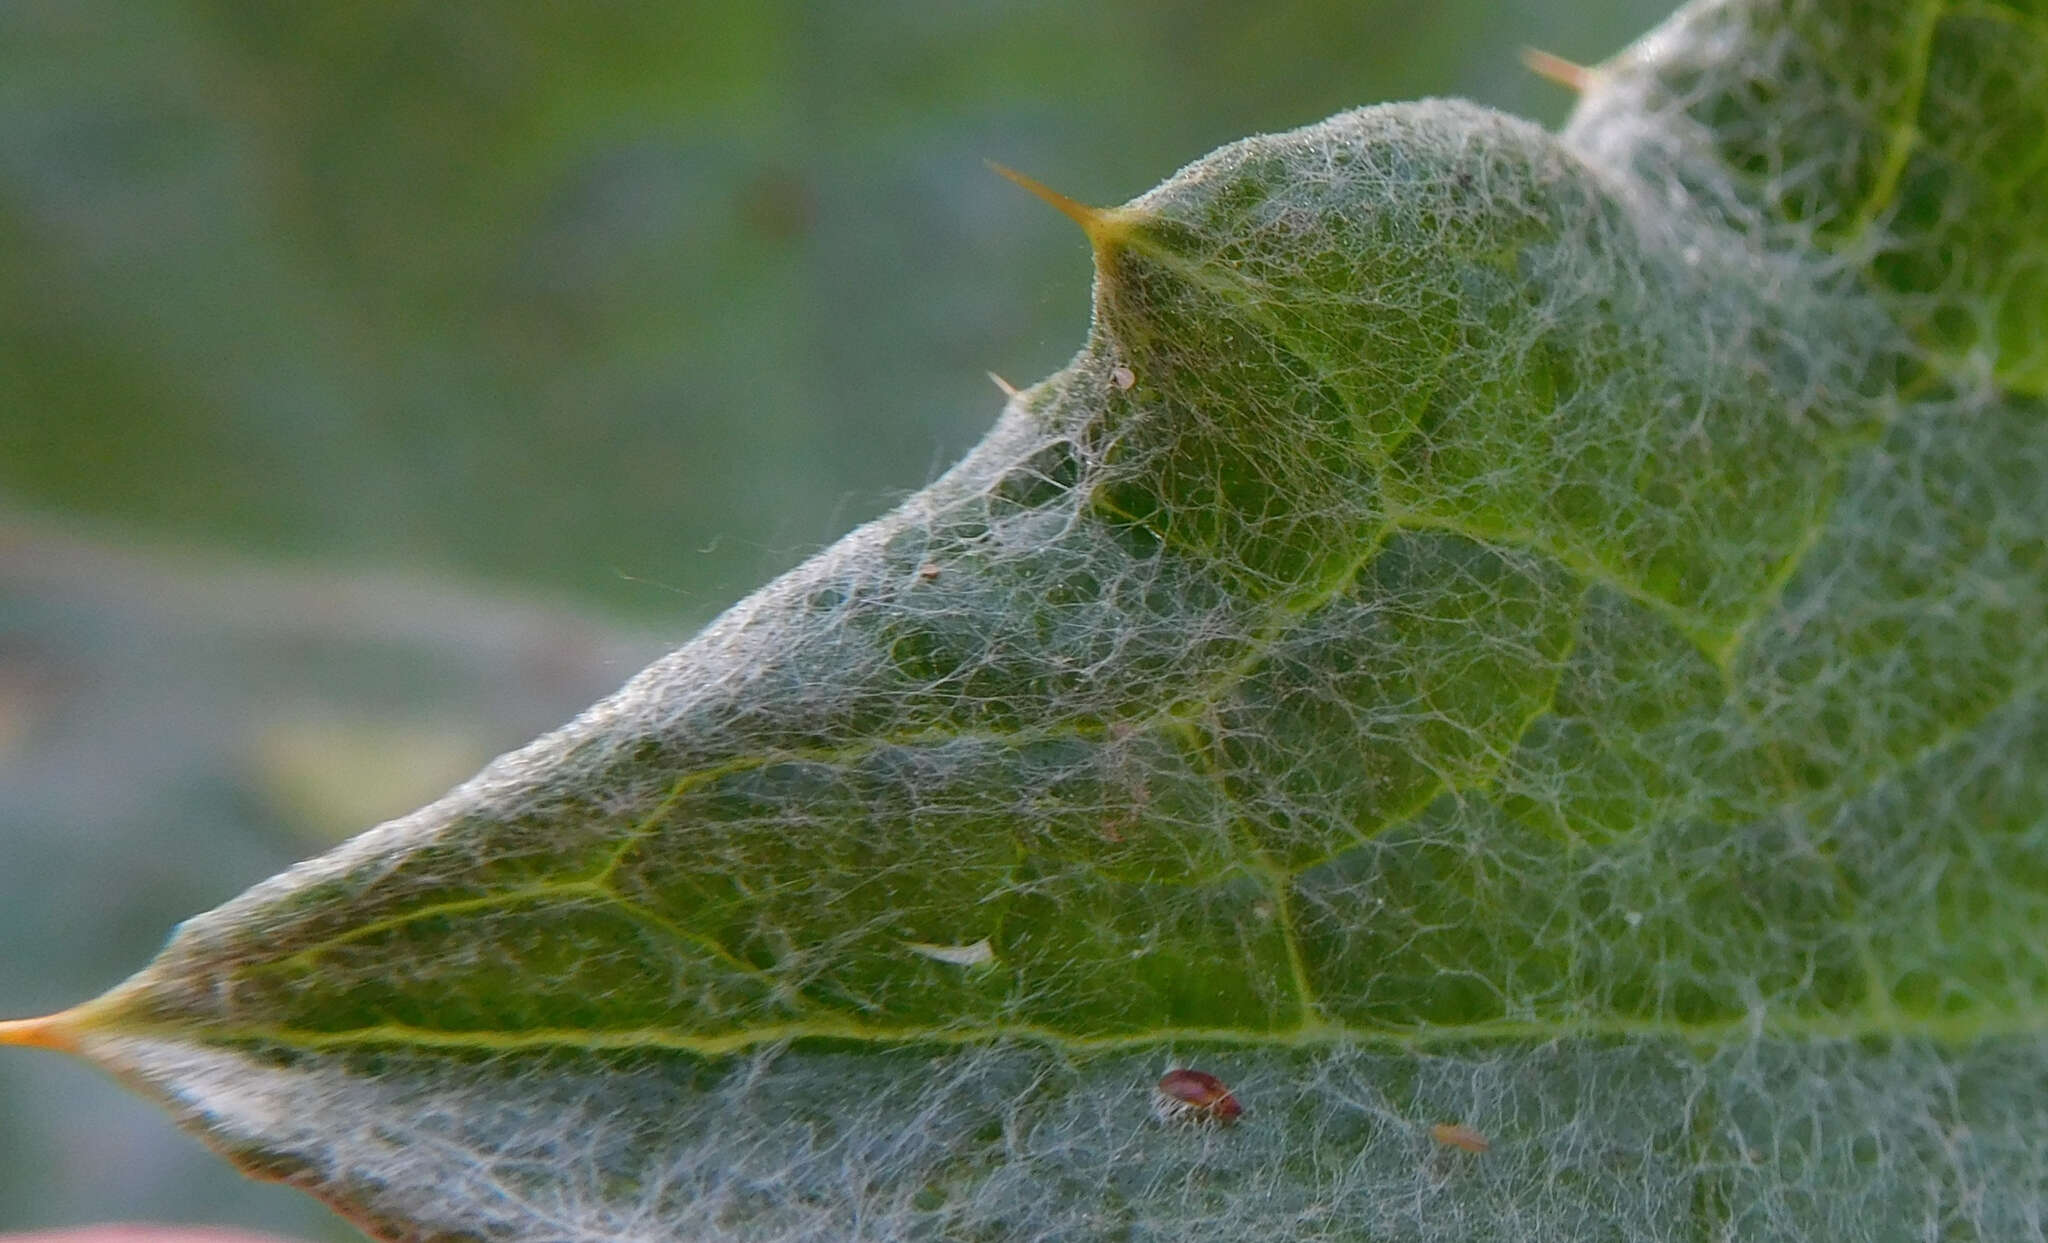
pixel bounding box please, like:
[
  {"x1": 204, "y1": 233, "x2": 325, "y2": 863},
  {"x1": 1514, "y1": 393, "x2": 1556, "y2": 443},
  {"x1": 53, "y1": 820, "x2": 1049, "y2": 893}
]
[{"x1": 1, "y1": 1, "x2": 1675, "y2": 1235}]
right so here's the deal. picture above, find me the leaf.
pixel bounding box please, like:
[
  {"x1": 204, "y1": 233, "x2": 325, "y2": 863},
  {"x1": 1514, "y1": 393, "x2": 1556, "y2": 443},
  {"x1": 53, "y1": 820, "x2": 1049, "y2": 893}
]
[{"x1": 7, "y1": 0, "x2": 2046, "y2": 1238}]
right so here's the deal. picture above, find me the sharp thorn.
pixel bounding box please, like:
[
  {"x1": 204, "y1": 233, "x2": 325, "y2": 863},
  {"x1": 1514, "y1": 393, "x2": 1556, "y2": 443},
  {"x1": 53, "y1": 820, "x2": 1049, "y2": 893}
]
[
  {"x1": 1521, "y1": 47, "x2": 1594, "y2": 93},
  {"x1": 986, "y1": 160, "x2": 1121, "y2": 247},
  {"x1": 987, "y1": 371, "x2": 1018, "y2": 398},
  {"x1": 0, "y1": 1013, "x2": 79, "y2": 1054}
]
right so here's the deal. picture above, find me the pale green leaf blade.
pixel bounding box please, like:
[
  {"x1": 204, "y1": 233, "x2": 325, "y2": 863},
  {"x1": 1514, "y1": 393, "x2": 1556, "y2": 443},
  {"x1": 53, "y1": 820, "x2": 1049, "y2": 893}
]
[{"x1": 7, "y1": 1, "x2": 2046, "y2": 1240}]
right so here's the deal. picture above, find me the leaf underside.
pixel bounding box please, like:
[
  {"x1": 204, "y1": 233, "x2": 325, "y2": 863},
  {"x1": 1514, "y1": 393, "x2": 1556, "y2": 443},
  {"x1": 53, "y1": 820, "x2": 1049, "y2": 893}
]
[{"x1": 25, "y1": 1, "x2": 2048, "y2": 1240}]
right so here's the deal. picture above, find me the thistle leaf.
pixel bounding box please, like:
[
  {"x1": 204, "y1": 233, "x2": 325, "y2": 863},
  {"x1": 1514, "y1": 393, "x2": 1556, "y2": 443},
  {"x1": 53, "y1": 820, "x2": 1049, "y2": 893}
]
[{"x1": 10, "y1": 1, "x2": 2046, "y2": 1239}]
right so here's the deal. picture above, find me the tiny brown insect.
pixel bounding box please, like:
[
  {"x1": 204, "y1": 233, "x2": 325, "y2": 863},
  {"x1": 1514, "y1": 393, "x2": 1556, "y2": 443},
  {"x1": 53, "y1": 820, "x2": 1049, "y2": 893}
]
[
  {"x1": 1154, "y1": 1068, "x2": 1243, "y2": 1124},
  {"x1": 1431, "y1": 1122, "x2": 1489, "y2": 1153},
  {"x1": 917, "y1": 562, "x2": 942, "y2": 582},
  {"x1": 1109, "y1": 363, "x2": 1136, "y2": 391}
]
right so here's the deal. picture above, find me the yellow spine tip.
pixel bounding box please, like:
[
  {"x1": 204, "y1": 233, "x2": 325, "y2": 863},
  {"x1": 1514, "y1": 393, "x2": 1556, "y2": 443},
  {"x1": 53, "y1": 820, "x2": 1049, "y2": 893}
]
[
  {"x1": 1521, "y1": 47, "x2": 1594, "y2": 93},
  {"x1": 987, "y1": 371, "x2": 1019, "y2": 398},
  {"x1": 985, "y1": 160, "x2": 1122, "y2": 249},
  {"x1": 0, "y1": 1013, "x2": 80, "y2": 1054}
]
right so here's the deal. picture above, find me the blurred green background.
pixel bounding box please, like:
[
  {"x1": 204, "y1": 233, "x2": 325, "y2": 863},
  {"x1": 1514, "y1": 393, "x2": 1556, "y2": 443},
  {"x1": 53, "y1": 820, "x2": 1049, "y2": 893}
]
[{"x1": 0, "y1": 1, "x2": 1668, "y2": 1235}]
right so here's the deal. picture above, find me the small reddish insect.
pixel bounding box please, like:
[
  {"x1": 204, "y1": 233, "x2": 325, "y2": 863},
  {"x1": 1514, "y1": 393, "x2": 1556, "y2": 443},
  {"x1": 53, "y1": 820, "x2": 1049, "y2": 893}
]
[
  {"x1": 1431, "y1": 1122, "x2": 1489, "y2": 1153},
  {"x1": 1154, "y1": 1068, "x2": 1243, "y2": 1125}
]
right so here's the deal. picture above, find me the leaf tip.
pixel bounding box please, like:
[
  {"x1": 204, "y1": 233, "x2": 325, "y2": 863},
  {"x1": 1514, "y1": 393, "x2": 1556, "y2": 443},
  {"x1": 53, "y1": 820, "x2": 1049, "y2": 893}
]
[
  {"x1": 0, "y1": 1012, "x2": 82, "y2": 1055},
  {"x1": 985, "y1": 160, "x2": 1129, "y2": 252},
  {"x1": 1520, "y1": 46, "x2": 1594, "y2": 93}
]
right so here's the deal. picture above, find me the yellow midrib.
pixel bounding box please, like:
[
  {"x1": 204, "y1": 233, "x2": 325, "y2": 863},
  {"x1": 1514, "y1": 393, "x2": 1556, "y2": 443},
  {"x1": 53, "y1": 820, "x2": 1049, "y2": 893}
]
[{"x1": 80, "y1": 1003, "x2": 2048, "y2": 1061}]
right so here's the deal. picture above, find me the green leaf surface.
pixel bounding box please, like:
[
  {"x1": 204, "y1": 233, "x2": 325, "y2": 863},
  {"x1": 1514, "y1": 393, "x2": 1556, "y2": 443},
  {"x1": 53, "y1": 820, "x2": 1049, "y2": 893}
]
[{"x1": 9, "y1": 0, "x2": 2047, "y2": 1238}]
